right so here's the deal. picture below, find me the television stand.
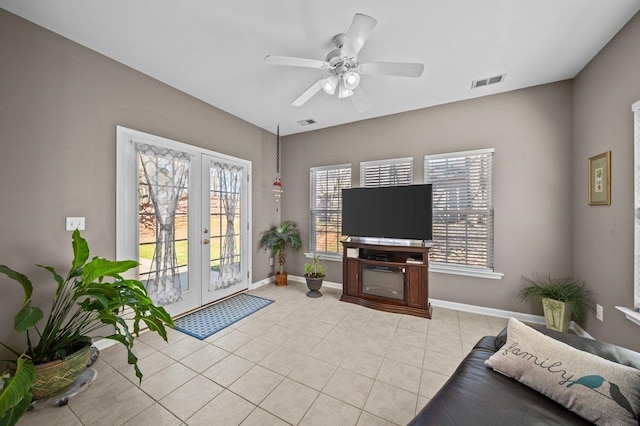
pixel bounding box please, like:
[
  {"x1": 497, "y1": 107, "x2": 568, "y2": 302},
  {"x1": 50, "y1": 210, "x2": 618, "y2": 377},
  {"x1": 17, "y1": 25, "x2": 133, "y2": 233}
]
[{"x1": 341, "y1": 240, "x2": 431, "y2": 318}]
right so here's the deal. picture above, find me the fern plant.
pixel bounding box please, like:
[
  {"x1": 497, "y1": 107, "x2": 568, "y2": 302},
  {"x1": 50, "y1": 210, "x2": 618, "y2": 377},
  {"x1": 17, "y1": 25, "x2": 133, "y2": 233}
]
[{"x1": 518, "y1": 274, "x2": 594, "y2": 320}]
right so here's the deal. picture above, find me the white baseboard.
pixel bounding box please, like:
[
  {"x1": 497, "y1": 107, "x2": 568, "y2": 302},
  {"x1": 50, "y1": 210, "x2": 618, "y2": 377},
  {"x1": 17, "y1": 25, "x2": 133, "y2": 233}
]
[
  {"x1": 288, "y1": 274, "x2": 343, "y2": 290},
  {"x1": 286, "y1": 274, "x2": 305, "y2": 284},
  {"x1": 430, "y1": 298, "x2": 546, "y2": 325},
  {"x1": 93, "y1": 338, "x2": 116, "y2": 351},
  {"x1": 570, "y1": 321, "x2": 593, "y2": 339},
  {"x1": 430, "y1": 298, "x2": 593, "y2": 338},
  {"x1": 249, "y1": 276, "x2": 274, "y2": 290},
  {"x1": 249, "y1": 275, "x2": 343, "y2": 290},
  {"x1": 250, "y1": 276, "x2": 595, "y2": 339},
  {"x1": 322, "y1": 280, "x2": 344, "y2": 290}
]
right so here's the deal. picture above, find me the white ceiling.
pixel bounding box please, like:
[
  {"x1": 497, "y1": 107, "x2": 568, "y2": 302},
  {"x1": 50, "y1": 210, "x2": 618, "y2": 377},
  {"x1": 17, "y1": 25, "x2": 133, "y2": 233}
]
[{"x1": 2, "y1": 1, "x2": 639, "y2": 136}]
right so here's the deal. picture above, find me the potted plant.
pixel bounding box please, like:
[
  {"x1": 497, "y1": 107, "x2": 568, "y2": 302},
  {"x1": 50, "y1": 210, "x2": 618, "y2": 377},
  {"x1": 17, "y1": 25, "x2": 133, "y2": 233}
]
[
  {"x1": 303, "y1": 256, "x2": 326, "y2": 298},
  {"x1": 259, "y1": 220, "x2": 302, "y2": 286},
  {"x1": 518, "y1": 274, "x2": 594, "y2": 332},
  {"x1": 0, "y1": 230, "x2": 173, "y2": 424}
]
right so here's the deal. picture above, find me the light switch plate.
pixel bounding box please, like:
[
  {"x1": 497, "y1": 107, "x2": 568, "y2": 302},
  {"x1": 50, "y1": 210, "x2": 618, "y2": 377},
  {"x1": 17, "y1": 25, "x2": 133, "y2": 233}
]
[
  {"x1": 66, "y1": 217, "x2": 85, "y2": 231},
  {"x1": 596, "y1": 304, "x2": 604, "y2": 321}
]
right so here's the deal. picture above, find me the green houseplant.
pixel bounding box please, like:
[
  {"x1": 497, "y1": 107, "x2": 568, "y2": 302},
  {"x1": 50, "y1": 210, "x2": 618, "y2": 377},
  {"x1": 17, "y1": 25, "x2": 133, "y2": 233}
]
[
  {"x1": 0, "y1": 230, "x2": 174, "y2": 424},
  {"x1": 259, "y1": 220, "x2": 302, "y2": 286},
  {"x1": 518, "y1": 274, "x2": 594, "y2": 333},
  {"x1": 303, "y1": 256, "x2": 326, "y2": 298}
]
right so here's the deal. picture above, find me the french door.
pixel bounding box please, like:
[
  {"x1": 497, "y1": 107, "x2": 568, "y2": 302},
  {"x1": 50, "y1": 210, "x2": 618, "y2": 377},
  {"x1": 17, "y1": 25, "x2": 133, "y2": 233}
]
[
  {"x1": 200, "y1": 155, "x2": 248, "y2": 305},
  {"x1": 117, "y1": 127, "x2": 251, "y2": 317}
]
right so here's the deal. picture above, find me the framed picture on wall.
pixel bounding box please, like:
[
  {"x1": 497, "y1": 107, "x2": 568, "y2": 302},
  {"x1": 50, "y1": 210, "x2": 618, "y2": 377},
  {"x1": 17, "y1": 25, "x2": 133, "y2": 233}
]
[{"x1": 588, "y1": 151, "x2": 611, "y2": 205}]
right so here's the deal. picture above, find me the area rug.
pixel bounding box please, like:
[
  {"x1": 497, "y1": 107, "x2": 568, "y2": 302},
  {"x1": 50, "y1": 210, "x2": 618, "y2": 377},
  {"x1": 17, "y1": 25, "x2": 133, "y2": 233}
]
[{"x1": 173, "y1": 293, "x2": 274, "y2": 340}]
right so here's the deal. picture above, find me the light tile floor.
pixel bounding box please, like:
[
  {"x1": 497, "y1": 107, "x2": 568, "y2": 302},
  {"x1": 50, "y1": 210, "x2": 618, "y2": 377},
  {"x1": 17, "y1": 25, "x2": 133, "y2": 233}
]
[{"x1": 19, "y1": 282, "x2": 508, "y2": 426}]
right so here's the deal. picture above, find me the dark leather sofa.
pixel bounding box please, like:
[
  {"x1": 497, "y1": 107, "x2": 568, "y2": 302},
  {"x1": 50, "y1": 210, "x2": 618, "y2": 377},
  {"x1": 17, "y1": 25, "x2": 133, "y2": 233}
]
[{"x1": 409, "y1": 325, "x2": 640, "y2": 425}]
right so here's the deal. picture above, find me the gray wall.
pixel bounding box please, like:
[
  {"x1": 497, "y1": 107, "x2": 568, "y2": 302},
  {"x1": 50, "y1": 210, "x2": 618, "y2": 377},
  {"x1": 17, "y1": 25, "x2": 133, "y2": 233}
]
[
  {"x1": 282, "y1": 81, "x2": 575, "y2": 313},
  {"x1": 0, "y1": 10, "x2": 278, "y2": 353},
  {"x1": 572, "y1": 11, "x2": 640, "y2": 351}
]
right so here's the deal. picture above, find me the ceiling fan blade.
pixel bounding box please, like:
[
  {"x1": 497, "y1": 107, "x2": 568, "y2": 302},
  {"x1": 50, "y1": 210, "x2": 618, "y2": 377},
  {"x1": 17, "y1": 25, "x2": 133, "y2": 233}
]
[
  {"x1": 358, "y1": 62, "x2": 425, "y2": 78},
  {"x1": 351, "y1": 86, "x2": 371, "y2": 113},
  {"x1": 265, "y1": 55, "x2": 330, "y2": 69},
  {"x1": 340, "y1": 13, "x2": 377, "y2": 59},
  {"x1": 291, "y1": 79, "x2": 323, "y2": 107}
]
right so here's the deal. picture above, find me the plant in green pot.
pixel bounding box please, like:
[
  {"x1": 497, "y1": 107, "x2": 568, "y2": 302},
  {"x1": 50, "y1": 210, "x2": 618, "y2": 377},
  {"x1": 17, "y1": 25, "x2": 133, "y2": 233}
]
[
  {"x1": 259, "y1": 220, "x2": 302, "y2": 286},
  {"x1": 518, "y1": 274, "x2": 594, "y2": 333},
  {"x1": 303, "y1": 256, "x2": 326, "y2": 298},
  {"x1": 0, "y1": 230, "x2": 174, "y2": 425}
]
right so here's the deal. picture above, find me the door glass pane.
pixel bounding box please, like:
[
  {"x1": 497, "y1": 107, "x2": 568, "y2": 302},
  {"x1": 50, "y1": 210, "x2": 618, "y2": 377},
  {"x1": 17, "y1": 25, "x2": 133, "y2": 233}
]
[
  {"x1": 209, "y1": 162, "x2": 243, "y2": 289},
  {"x1": 137, "y1": 149, "x2": 190, "y2": 305}
]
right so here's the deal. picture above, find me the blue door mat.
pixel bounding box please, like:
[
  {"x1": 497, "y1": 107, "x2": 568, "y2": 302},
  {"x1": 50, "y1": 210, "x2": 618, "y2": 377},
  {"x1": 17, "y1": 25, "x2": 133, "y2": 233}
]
[{"x1": 172, "y1": 293, "x2": 274, "y2": 340}]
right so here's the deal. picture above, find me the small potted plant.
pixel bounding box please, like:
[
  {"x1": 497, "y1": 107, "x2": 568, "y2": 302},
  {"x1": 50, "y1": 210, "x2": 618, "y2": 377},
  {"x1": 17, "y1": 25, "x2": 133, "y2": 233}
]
[
  {"x1": 518, "y1": 274, "x2": 594, "y2": 332},
  {"x1": 303, "y1": 256, "x2": 326, "y2": 298},
  {"x1": 259, "y1": 220, "x2": 302, "y2": 286},
  {"x1": 0, "y1": 230, "x2": 173, "y2": 424}
]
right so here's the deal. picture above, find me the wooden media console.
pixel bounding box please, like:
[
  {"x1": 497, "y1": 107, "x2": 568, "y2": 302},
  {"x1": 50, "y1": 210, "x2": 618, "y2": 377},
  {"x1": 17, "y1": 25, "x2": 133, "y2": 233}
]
[{"x1": 341, "y1": 240, "x2": 431, "y2": 318}]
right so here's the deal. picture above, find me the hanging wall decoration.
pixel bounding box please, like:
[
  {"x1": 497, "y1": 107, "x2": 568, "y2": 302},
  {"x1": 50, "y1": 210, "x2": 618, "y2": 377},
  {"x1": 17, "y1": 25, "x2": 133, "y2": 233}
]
[
  {"x1": 272, "y1": 124, "x2": 283, "y2": 207},
  {"x1": 588, "y1": 151, "x2": 611, "y2": 205}
]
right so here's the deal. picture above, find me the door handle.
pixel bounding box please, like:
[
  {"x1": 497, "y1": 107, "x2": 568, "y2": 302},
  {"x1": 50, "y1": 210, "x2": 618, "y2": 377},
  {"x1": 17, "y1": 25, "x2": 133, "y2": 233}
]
[
  {"x1": 203, "y1": 239, "x2": 210, "y2": 245},
  {"x1": 203, "y1": 228, "x2": 209, "y2": 234}
]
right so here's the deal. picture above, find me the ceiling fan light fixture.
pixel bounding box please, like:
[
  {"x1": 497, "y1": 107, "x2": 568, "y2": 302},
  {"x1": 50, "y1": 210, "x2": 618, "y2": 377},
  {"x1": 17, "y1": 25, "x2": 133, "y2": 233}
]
[
  {"x1": 338, "y1": 80, "x2": 354, "y2": 99},
  {"x1": 343, "y1": 71, "x2": 361, "y2": 90},
  {"x1": 321, "y1": 75, "x2": 338, "y2": 95}
]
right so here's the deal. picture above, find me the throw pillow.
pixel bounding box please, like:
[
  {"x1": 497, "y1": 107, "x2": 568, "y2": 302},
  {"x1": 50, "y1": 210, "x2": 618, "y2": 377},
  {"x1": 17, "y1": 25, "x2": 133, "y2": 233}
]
[{"x1": 485, "y1": 317, "x2": 640, "y2": 425}]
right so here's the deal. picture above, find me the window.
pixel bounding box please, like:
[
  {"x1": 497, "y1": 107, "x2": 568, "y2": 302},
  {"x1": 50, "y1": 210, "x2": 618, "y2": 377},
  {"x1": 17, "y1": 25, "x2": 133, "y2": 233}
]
[
  {"x1": 360, "y1": 157, "x2": 413, "y2": 187},
  {"x1": 136, "y1": 143, "x2": 191, "y2": 305},
  {"x1": 635, "y1": 100, "x2": 640, "y2": 311},
  {"x1": 618, "y1": 100, "x2": 640, "y2": 325},
  {"x1": 425, "y1": 148, "x2": 501, "y2": 279},
  {"x1": 309, "y1": 164, "x2": 351, "y2": 255}
]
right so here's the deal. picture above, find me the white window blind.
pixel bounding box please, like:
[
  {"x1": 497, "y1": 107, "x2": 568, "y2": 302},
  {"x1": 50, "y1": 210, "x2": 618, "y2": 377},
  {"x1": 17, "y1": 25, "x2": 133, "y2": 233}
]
[
  {"x1": 360, "y1": 157, "x2": 413, "y2": 187},
  {"x1": 310, "y1": 164, "x2": 351, "y2": 254},
  {"x1": 424, "y1": 149, "x2": 494, "y2": 271}
]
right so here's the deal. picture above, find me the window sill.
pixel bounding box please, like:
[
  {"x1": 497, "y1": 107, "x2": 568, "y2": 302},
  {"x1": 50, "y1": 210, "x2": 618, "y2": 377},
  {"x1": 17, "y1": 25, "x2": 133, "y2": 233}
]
[
  {"x1": 304, "y1": 252, "x2": 343, "y2": 262},
  {"x1": 615, "y1": 306, "x2": 640, "y2": 327},
  {"x1": 429, "y1": 263, "x2": 504, "y2": 280}
]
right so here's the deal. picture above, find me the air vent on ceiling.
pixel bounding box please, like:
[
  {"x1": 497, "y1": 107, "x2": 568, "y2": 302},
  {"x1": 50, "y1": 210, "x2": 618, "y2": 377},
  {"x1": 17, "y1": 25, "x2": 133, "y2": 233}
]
[
  {"x1": 297, "y1": 119, "x2": 316, "y2": 126},
  {"x1": 471, "y1": 73, "x2": 506, "y2": 89}
]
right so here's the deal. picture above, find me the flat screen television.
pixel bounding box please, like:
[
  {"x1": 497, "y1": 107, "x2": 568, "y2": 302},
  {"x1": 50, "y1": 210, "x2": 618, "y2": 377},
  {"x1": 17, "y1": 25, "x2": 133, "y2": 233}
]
[{"x1": 341, "y1": 184, "x2": 432, "y2": 241}]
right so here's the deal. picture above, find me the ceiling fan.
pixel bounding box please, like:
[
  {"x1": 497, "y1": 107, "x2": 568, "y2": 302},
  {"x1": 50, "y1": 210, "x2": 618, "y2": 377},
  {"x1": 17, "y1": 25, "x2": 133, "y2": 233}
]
[{"x1": 264, "y1": 13, "x2": 425, "y2": 113}]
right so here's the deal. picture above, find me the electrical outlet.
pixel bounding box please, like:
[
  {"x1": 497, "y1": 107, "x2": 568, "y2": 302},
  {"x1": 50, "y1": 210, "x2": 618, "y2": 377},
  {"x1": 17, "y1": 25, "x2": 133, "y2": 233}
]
[
  {"x1": 65, "y1": 217, "x2": 85, "y2": 231},
  {"x1": 596, "y1": 304, "x2": 604, "y2": 321},
  {"x1": 269, "y1": 257, "x2": 274, "y2": 266}
]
